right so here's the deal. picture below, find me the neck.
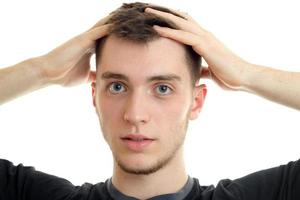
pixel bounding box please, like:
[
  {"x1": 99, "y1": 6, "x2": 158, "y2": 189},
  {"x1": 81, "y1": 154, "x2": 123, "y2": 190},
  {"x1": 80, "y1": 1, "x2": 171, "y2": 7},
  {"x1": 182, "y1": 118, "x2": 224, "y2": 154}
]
[{"x1": 111, "y1": 148, "x2": 187, "y2": 199}]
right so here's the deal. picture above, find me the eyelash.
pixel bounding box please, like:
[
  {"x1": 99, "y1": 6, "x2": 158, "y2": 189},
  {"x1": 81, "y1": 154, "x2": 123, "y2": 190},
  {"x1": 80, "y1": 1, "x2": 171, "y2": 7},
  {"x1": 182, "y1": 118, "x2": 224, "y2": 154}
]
[{"x1": 106, "y1": 82, "x2": 174, "y2": 96}]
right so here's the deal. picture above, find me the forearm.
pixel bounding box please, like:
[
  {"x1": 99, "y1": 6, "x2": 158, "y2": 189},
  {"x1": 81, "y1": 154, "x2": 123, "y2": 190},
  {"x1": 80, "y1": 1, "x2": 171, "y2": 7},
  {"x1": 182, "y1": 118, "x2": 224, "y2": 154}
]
[
  {"x1": 243, "y1": 63, "x2": 300, "y2": 110},
  {"x1": 0, "y1": 57, "x2": 50, "y2": 105}
]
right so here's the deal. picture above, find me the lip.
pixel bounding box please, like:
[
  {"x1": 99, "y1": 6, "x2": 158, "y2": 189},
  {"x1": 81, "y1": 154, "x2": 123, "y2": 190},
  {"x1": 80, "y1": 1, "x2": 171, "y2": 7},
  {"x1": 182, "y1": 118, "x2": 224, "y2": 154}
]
[{"x1": 121, "y1": 134, "x2": 155, "y2": 152}]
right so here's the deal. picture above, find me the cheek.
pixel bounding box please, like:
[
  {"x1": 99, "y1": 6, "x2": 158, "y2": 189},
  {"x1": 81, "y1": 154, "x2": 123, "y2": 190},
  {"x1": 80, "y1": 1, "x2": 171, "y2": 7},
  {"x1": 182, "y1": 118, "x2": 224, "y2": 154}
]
[
  {"x1": 96, "y1": 94, "x2": 126, "y2": 141},
  {"x1": 152, "y1": 99, "x2": 189, "y2": 154},
  {"x1": 98, "y1": 97, "x2": 127, "y2": 131},
  {"x1": 153, "y1": 96, "x2": 191, "y2": 134},
  {"x1": 168, "y1": 94, "x2": 191, "y2": 119}
]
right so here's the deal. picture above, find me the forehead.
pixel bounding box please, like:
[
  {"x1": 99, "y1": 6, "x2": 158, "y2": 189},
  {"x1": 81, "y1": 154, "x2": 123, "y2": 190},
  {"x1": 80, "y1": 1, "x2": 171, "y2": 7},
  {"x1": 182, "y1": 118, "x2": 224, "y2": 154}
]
[{"x1": 97, "y1": 35, "x2": 191, "y2": 83}]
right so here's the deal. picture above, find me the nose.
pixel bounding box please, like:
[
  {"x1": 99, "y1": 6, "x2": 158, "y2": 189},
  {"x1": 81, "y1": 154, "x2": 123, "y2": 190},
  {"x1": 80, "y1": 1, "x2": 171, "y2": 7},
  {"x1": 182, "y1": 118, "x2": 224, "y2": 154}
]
[{"x1": 123, "y1": 90, "x2": 150, "y2": 125}]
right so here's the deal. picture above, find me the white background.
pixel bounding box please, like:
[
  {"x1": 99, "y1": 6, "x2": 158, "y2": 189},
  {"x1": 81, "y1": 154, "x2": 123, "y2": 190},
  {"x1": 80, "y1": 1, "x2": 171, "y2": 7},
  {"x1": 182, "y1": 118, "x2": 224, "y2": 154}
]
[{"x1": 0, "y1": 0, "x2": 299, "y2": 187}]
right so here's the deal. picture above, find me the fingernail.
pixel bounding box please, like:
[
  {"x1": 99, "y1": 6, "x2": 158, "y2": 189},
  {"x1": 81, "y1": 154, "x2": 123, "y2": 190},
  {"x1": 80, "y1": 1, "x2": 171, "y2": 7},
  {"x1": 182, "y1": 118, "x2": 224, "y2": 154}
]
[{"x1": 145, "y1": 7, "x2": 154, "y2": 12}]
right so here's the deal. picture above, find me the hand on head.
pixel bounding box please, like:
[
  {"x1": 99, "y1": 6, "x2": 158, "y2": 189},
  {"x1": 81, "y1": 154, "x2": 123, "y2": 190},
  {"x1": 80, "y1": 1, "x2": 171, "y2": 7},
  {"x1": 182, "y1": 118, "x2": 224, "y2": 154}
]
[
  {"x1": 39, "y1": 16, "x2": 111, "y2": 87},
  {"x1": 145, "y1": 7, "x2": 250, "y2": 91},
  {"x1": 40, "y1": 4, "x2": 250, "y2": 91}
]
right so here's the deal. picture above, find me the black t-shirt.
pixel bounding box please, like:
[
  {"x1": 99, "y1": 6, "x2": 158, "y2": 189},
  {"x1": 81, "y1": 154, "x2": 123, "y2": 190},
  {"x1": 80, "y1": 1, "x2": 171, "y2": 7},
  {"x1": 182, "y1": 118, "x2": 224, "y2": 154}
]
[{"x1": 1, "y1": 158, "x2": 300, "y2": 200}]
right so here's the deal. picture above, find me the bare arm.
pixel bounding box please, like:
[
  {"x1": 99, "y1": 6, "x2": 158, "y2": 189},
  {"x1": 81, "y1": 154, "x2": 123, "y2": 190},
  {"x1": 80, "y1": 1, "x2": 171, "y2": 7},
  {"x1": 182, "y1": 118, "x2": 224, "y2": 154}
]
[
  {"x1": 244, "y1": 64, "x2": 300, "y2": 110},
  {"x1": 145, "y1": 8, "x2": 300, "y2": 110},
  {"x1": 0, "y1": 57, "x2": 48, "y2": 104},
  {"x1": 0, "y1": 17, "x2": 110, "y2": 105}
]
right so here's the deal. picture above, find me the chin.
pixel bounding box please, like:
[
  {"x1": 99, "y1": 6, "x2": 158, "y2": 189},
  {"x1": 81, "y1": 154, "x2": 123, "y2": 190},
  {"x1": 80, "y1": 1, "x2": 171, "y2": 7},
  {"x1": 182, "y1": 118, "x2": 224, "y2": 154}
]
[
  {"x1": 118, "y1": 161, "x2": 162, "y2": 175},
  {"x1": 114, "y1": 153, "x2": 172, "y2": 175}
]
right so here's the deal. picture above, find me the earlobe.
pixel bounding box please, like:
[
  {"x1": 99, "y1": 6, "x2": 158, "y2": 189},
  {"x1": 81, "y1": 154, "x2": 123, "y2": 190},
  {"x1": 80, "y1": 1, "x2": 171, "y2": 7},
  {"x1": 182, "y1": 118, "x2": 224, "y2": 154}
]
[{"x1": 189, "y1": 84, "x2": 207, "y2": 120}]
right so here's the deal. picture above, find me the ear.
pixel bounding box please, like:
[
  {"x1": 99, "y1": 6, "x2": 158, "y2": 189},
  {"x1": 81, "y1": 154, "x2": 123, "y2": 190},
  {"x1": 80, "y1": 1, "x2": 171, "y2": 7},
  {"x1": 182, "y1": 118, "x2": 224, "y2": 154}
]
[
  {"x1": 189, "y1": 84, "x2": 207, "y2": 120},
  {"x1": 91, "y1": 82, "x2": 96, "y2": 107}
]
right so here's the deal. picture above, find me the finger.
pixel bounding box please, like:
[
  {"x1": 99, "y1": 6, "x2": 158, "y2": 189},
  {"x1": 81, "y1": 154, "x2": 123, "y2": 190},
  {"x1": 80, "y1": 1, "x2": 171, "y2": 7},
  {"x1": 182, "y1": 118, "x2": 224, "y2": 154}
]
[
  {"x1": 146, "y1": 4, "x2": 189, "y2": 20},
  {"x1": 145, "y1": 8, "x2": 204, "y2": 35},
  {"x1": 89, "y1": 14, "x2": 113, "y2": 30},
  {"x1": 153, "y1": 25, "x2": 203, "y2": 48},
  {"x1": 88, "y1": 71, "x2": 97, "y2": 83},
  {"x1": 146, "y1": 8, "x2": 187, "y2": 28},
  {"x1": 167, "y1": 8, "x2": 198, "y2": 24},
  {"x1": 85, "y1": 24, "x2": 110, "y2": 41},
  {"x1": 146, "y1": 7, "x2": 186, "y2": 23}
]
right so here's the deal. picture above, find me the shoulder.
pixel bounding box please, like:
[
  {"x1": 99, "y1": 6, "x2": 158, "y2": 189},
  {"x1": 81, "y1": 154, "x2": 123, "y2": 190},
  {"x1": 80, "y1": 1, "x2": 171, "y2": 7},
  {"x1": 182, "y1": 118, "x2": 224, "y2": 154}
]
[
  {"x1": 216, "y1": 159, "x2": 300, "y2": 200},
  {"x1": 0, "y1": 159, "x2": 111, "y2": 200},
  {"x1": 188, "y1": 159, "x2": 300, "y2": 200}
]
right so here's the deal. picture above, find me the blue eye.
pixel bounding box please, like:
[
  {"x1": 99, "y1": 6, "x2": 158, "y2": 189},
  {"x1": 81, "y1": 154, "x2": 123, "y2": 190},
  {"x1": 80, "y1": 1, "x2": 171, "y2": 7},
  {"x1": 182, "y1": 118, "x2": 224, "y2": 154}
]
[
  {"x1": 156, "y1": 85, "x2": 172, "y2": 95},
  {"x1": 109, "y1": 82, "x2": 126, "y2": 94}
]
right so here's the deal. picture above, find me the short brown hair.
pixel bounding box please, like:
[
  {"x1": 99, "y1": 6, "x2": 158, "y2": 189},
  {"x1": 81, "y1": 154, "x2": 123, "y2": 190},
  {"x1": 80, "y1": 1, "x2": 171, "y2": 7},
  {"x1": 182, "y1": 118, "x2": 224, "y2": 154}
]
[{"x1": 95, "y1": 2, "x2": 202, "y2": 85}]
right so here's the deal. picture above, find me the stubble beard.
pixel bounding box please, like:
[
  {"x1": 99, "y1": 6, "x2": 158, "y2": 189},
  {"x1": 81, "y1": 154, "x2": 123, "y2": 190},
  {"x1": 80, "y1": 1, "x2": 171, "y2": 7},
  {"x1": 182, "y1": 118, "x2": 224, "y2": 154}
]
[
  {"x1": 114, "y1": 119, "x2": 189, "y2": 175},
  {"x1": 115, "y1": 142, "x2": 183, "y2": 175}
]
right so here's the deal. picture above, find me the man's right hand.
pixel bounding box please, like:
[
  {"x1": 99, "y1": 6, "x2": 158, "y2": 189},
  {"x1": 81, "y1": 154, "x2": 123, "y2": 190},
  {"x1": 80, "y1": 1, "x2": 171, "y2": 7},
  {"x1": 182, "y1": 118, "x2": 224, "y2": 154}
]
[
  {"x1": 0, "y1": 16, "x2": 110, "y2": 105},
  {"x1": 39, "y1": 17, "x2": 110, "y2": 87}
]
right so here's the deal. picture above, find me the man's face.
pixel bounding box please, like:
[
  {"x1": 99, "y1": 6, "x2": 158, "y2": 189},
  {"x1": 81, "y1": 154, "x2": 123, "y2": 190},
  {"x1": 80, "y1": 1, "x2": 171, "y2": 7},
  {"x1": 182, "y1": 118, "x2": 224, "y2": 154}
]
[{"x1": 92, "y1": 35, "x2": 206, "y2": 175}]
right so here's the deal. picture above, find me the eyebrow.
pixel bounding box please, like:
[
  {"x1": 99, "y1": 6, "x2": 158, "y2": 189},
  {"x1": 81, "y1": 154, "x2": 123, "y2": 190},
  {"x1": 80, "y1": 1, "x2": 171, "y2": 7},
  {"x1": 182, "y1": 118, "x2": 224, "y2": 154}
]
[{"x1": 100, "y1": 71, "x2": 182, "y2": 83}]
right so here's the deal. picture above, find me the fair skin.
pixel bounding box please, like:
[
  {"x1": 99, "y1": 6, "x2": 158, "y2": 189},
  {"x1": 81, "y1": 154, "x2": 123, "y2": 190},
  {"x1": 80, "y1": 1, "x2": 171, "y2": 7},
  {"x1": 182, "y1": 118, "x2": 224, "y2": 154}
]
[
  {"x1": 0, "y1": 6, "x2": 300, "y2": 199},
  {"x1": 91, "y1": 35, "x2": 206, "y2": 199},
  {"x1": 0, "y1": 15, "x2": 111, "y2": 104},
  {"x1": 145, "y1": 8, "x2": 300, "y2": 110}
]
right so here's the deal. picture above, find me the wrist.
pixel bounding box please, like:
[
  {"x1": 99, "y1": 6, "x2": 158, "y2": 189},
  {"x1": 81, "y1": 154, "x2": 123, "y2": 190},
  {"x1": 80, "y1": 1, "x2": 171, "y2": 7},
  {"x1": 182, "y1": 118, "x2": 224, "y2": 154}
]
[
  {"x1": 240, "y1": 62, "x2": 264, "y2": 93},
  {"x1": 26, "y1": 56, "x2": 53, "y2": 88}
]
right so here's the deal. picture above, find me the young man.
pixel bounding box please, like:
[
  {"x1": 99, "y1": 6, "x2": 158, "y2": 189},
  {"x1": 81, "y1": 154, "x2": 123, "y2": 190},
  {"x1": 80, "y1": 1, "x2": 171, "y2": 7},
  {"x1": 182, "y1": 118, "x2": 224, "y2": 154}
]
[{"x1": 0, "y1": 2, "x2": 300, "y2": 200}]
